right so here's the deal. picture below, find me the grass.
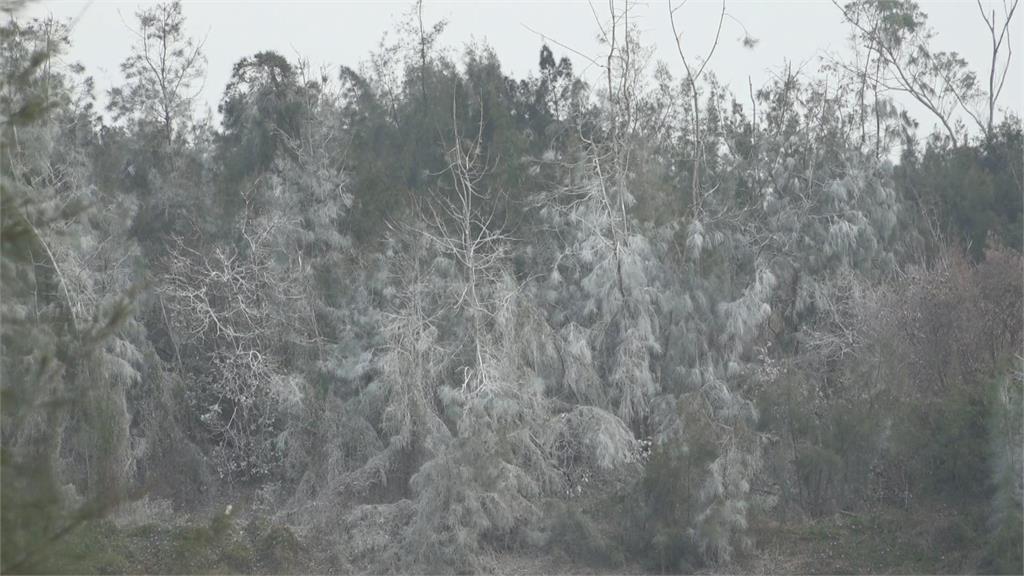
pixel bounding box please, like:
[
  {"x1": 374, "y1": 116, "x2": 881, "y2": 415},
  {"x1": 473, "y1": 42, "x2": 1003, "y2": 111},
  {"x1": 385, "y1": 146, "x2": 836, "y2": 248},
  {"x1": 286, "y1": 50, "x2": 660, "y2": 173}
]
[
  {"x1": 17, "y1": 499, "x2": 1008, "y2": 574},
  {"x1": 27, "y1": 512, "x2": 312, "y2": 574},
  {"x1": 748, "y1": 503, "x2": 987, "y2": 574}
]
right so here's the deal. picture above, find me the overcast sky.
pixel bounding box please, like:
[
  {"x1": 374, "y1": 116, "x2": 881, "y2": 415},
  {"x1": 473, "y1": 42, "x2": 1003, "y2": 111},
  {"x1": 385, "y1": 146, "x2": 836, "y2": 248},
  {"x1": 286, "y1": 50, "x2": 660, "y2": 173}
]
[{"x1": 22, "y1": 0, "x2": 1024, "y2": 136}]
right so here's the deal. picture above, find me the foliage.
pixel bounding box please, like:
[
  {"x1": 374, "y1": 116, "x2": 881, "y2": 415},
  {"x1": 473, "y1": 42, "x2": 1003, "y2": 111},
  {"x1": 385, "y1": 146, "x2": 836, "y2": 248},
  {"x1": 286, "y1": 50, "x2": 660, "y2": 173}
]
[
  {"x1": 984, "y1": 365, "x2": 1024, "y2": 574},
  {"x1": 1, "y1": 13, "x2": 142, "y2": 572},
  {"x1": 2, "y1": 1, "x2": 1021, "y2": 572},
  {"x1": 897, "y1": 118, "x2": 1023, "y2": 259},
  {"x1": 107, "y1": 0, "x2": 205, "y2": 144}
]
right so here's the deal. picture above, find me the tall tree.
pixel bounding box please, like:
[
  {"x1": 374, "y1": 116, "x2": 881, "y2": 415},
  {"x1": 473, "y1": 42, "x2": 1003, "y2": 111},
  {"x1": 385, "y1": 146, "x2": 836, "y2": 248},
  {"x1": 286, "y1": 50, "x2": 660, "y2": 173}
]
[{"x1": 108, "y1": 0, "x2": 205, "y2": 145}]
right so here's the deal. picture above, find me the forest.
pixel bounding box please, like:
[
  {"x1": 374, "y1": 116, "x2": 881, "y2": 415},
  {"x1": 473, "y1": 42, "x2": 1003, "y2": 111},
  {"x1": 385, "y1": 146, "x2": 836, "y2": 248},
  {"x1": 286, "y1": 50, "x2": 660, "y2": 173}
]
[{"x1": 1, "y1": 0, "x2": 1022, "y2": 573}]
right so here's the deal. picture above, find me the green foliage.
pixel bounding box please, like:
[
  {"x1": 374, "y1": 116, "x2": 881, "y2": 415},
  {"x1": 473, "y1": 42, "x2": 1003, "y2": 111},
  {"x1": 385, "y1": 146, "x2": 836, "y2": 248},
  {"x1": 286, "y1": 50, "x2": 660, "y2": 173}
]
[
  {"x1": 165, "y1": 512, "x2": 304, "y2": 574},
  {"x1": 793, "y1": 444, "x2": 842, "y2": 514},
  {"x1": 218, "y1": 51, "x2": 303, "y2": 182},
  {"x1": 10, "y1": 512, "x2": 311, "y2": 574},
  {"x1": 546, "y1": 503, "x2": 624, "y2": 568},
  {"x1": 634, "y1": 423, "x2": 717, "y2": 571},
  {"x1": 250, "y1": 519, "x2": 305, "y2": 573},
  {"x1": 895, "y1": 377, "x2": 991, "y2": 499},
  {"x1": 754, "y1": 506, "x2": 988, "y2": 574},
  {"x1": 882, "y1": 250, "x2": 1022, "y2": 505},
  {"x1": 1, "y1": 11, "x2": 138, "y2": 572},
  {"x1": 899, "y1": 119, "x2": 1023, "y2": 259},
  {"x1": 984, "y1": 368, "x2": 1024, "y2": 574}
]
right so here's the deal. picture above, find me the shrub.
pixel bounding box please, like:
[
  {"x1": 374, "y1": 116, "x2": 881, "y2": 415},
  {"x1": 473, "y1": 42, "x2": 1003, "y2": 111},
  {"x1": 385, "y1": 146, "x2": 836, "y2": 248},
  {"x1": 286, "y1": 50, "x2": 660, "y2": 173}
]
[
  {"x1": 984, "y1": 369, "x2": 1023, "y2": 574},
  {"x1": 546, "y1": 503, "x2": 624, "y2": 567},
  {"x1": 630, "y1": 405, "x2": 717, "y2": 572}
]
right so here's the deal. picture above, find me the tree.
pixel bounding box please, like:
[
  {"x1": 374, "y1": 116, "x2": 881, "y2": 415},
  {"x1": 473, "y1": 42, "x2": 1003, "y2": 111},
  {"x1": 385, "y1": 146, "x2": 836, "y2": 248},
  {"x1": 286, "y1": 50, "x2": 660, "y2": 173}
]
[
  {"x1": 975, "y1": 0, "x2": 1019, "y2": 139},
  {"x1": 669, "y1": 0, "x2": 727, "y2": 216},
  {"x1": 160, "y1": 188, "x2": 306, "y2": 479},
  {"x1": 108, "y1": 0, "x2": 205, "y2": 145},
  {"x1": 835, "y1": 0, "x2": 1020, "y2": 147},
  {"x1": 218, "y1": 51, "x2": 303, "y2": 183},
  {"x1": 2, "y1": 14, "x2": 139, "y2": 572},
  {"x1": 899, "y1": 117, "x2": 1023, "y2": 259}
]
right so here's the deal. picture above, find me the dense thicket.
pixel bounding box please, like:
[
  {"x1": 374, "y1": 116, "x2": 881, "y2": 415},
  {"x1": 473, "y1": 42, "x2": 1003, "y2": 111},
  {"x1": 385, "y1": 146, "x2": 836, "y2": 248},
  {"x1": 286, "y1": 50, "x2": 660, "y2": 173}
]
[{"x1": 2, "y1": 1, "x2": 1021, "y2": 573}]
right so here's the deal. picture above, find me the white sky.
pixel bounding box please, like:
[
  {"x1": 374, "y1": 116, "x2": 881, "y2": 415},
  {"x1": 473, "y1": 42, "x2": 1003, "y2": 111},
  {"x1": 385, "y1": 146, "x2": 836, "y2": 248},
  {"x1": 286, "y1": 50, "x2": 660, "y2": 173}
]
[{"x1": 21, "y1": 0, "x2": 1024, "y2": 136}]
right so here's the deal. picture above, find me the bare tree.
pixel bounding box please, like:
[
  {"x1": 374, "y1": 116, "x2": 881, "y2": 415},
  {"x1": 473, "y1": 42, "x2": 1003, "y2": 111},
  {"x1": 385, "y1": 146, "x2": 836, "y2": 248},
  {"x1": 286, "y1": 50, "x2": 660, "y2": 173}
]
[
  {"x1": 976, "y1": 0, "x2": 1019, "y2": 137},
  {"x1": 417, "y1": 93, "x2": 517, "y2": 397},
  {"x1": 160, "y1": 187, "x2": 306, "y2": 478},
  {"x1": 669, "y1": 0, "x2": 726, "y2": 218}
]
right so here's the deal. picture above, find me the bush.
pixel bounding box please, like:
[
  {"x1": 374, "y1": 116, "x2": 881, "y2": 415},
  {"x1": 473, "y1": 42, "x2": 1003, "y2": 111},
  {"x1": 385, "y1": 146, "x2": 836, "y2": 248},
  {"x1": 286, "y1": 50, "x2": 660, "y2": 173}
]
[
  {"x1": 629, "y1": 412, "x2": 717, "y2": 572},
  {"x1": 246, "y1": 517, "x2": 305, "y2": 573},
  {"x1": 170, "y1": 511, "x2": 255, "y2": 573},
  {"x1": 984, "y1": 369, "x2": 1024, "y2": 574},
  {"x1": 546, "y1": 503, "x2": 624, "y2": 567},
  {"x1": 794, "y1": 444, "x2": 842, "y2": 515}
]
